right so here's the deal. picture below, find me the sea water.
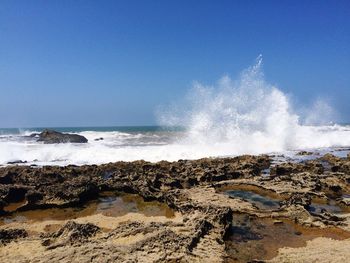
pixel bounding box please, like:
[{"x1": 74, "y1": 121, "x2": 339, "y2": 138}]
[
  {"x1": 1, "y1": 124, "x2": 349, "y2": 166},
  {"x1": 1, "y1": 57, "x2": 350, "y2": 166}
]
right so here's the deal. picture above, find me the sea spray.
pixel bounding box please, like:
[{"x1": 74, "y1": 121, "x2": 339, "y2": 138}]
[
  {"x1": 157, "y1": 56, "x2": 350, "y2": 157},
  {"x1": 1, "y1": 57, "x2": 350, "y2": 165},
  {"x1": 158, "y1": 56, "x2": 300, "y2": 153}
]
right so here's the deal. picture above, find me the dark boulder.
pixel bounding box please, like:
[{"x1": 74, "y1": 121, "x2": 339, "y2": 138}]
[{"x1": 37, "y1": 129, "x2": 88, "y2": 144}]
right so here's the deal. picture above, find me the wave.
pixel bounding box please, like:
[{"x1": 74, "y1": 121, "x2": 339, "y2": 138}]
[
  {"x1": 1, "y1": 56, "x2": 350, "y2": 165},
  {"x1": 158, "y1": 56, "x2": 350, "y2": 154}
]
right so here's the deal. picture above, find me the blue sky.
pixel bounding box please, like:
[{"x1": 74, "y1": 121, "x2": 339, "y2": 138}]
[{"x1": 0, "y1": 0, "x2": 349, "y2": 127}]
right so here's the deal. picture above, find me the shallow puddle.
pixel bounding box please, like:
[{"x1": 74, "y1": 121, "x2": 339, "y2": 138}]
[
  {"x1": 225, "y1": 190, "x2": 280, "y2": 210},
  {"x1": 308, "y1": 201, "x2": 342, "y2": 214},
  {"x1": 308, "y1": 197, "x2": 350, "y2": 214},
  {"x1": 224, "y1": 214, "x2": 350, "y2": 262},
  {"x1": 3, "y1": 200, "x2": 27, "y2": 212},
  {"x1": 261, "y1": 168, "x2": 271, "y2": 177},
  {"x1": 0, "y1": 192, "x2": 175, "y2": 225},
  {"x1": 220, "y1": 185, "x2": 281, "y2": 210}
]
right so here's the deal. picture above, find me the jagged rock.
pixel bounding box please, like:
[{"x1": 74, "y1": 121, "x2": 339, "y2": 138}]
[
  {"x1": 0, "y1": 155, "x2": 269, "y2": 210},
  {"x1": 0, "y1": 153, "x2": 350, "y2": 262},
  {"x1": 280, "y1": 193, "x2": 311, "y2": 208},
  {"x1": 42, "y1": 221, "x2": 100, "y2": 248},
  {"x1": 0, "y1": 228, "x2": 27, "y2": 245},
  {"x1": 271, "y1": 160, "x2": 324, "y2": 176}
]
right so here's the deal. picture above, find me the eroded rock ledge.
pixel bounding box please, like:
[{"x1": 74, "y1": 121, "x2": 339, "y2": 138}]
[{"x1": 0, "y1": 154, "x2": 350, "y2": 262}]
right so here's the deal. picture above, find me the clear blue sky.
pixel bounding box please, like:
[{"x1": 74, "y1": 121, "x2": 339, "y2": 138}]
[{"x1": 0, "y1": 0, "x2": 349, "y2": 127}]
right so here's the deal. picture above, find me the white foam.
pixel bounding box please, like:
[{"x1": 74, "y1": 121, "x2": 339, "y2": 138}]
[
  {"x1": 1, "y1": 56, "x2": 350, "y2": 166},
  {"x1": 158, "y1": 56, "x2": 350, "y2": 156}
]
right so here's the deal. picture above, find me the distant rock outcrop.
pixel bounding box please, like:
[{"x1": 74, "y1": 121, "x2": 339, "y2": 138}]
[
  {"x1": 7, "y1": 160, "x2": 27, "y2": 165},
  {"x1": 36, "y1": 129, "x2": 88, "y2": 144}
]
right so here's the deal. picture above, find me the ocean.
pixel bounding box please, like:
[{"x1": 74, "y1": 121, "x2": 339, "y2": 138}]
[
  {"x1": 2, "y1": 58, "x2": 350, "y2": 166},
  {"x1": 1, "y1": 124, "x2": 350, "y2": 166}
]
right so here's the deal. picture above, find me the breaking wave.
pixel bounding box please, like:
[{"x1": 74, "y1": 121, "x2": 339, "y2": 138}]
[
  {"x1": 158, "y1": 55, "x2": 350, "y2": 155},
  {"x1": 1, "y1": 56, "x2": 350, "y2": 165}
]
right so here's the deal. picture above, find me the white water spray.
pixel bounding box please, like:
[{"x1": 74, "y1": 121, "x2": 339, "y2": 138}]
[
  {"x1": 1, "y1": 57, "x2": 350, "y2": 165},
  {"x1": 158, "y1": 56, "x2": 350, "y2": 155}
]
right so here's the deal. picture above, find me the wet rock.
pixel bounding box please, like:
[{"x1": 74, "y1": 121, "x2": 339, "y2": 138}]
[
  {"x1": 3, "y1": 187, "x2": 27, "y2": 204},
  {"x1": 321, "y1": 153, "x2": 341, "y2": 164},
  {"x1": 297, "y1": 151, "x2": 313, "y2": 156},
  {"x1": 310, "y1": 211, "x2": 345, "y2": 224},
  {"x1": 271, "y1": 161, "x2": 323, "y2": 176},
  {"x1": 25, "y1": 190, "x2": 43, "y2": 204},
  {"x1": 36, "y1": 129, "x2": 88, "y2": 144},
  {"x1": 0, "y1": 228, "x2": 28, "y2": 245},
  {"x1": 228, "y1": 225, "x2": 263, "y2": 242},
  {"x1": 0, "y1": 171, "x2": 14, "y2": 184},
  {"x1": 281, "y1": 193, "x2": 311, "y2": 208},
  {"x1": 1, "y1": 153, "x2": 350, "y2": 262}
]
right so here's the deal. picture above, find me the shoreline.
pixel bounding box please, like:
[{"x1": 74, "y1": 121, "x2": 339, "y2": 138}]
[{"x1": 1, "y1": 153, "x2": 350, "y2": 262}]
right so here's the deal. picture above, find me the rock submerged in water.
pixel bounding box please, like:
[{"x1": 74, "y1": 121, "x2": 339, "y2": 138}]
[{"x1": 36, "y1": 129, "x2": 88, "y2": 144}]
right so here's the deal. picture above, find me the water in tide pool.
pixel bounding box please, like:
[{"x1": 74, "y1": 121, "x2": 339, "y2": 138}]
[
  {"x1": 1, "y1": 58, "x2": 350, "y2": 166},
  {"x1": 225, "y1": 190, "x2": 280, "y2": 210},
  {"x1": 0, "y1": 192, "x2": 175, "y2": 226}
]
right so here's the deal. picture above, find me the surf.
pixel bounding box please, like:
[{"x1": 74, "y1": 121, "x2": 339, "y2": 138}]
[{"x1": 1, "y1": 57, "x2": 350, "y2": 165}]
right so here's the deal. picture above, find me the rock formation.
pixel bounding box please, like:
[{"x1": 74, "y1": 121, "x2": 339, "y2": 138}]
[
  {"x1": 0, "y1": 154, "x2": 350, "y2": 262},
  {"x1": 35, "y1": 129, "x2": 88, "y2": 144}
]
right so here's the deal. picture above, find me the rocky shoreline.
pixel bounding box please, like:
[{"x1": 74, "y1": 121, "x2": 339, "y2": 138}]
[{"x1": 0, "y1": 153, "x2": 350, "y2": 262}]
